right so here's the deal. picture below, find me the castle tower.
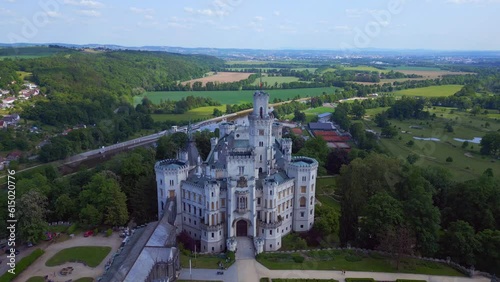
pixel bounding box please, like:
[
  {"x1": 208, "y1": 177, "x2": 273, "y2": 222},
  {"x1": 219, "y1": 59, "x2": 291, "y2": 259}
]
[
  {"x1": 287, "y1": 157, "x2": 318, "y2": 232},
  {"x1": 154, "y1": 159, "x2": 190, "y2": 222},
  {"x1": 249, "y1": 91, "x2": 274, "y2": 175}
]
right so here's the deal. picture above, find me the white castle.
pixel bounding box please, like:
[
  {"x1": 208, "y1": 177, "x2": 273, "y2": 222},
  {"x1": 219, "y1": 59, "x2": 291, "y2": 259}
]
[{"x1": 155, "y1": 91, "x2": 318, "y2": 254}]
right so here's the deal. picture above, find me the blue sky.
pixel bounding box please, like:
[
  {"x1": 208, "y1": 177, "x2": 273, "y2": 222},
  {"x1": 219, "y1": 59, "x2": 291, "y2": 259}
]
[{"x1": 1, "y1": 0, "x2": 499, "y2": 50}]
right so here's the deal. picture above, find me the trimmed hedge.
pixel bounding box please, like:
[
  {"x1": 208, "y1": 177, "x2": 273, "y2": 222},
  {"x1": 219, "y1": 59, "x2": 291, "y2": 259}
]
[
  {"x1": 396, "y1": 280, "x2": 427, "y2": 282},
  {"x1": 260, "y1": 278, "x2": 270, "y2": 282},
  {"x1": 0, "y1": 248, "x2": 45, "y2": 282},
  {"x1": 345, "y1": 279, "x2": 376, "y2": 282}
]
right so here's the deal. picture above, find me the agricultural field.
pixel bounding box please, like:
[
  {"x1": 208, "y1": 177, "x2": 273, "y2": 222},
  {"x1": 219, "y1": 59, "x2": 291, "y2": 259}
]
[
  {"x1": 227, "y1": 67, "x2": 318, "y2": 72},
  {"x1": 135, "y1": 87, "x2": 338, "y2": 106},
  {"x1": 393, "y1": 85, "x2": 463, "y2": 97},
  {"x1": 252, "y1": 76, "x2": 301, "y2": 86},
  {"x1": 181, "y1": 72, "x2": 254, "y2": 86},
  {"x1": 343, "y1": 66, "x2": 387, "y2": 72},
  {"x1": 388, "y1": 66, "x2": 442, "y2": 71},
  {"x1": 151, "y1": 105, "x2": 226, "y2": 122},
  {"x1": 363, "y1": 107, "x2": 500, "y2": 181}
]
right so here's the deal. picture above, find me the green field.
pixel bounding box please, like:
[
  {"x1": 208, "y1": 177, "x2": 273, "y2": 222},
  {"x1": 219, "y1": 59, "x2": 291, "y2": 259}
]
[
  {"x1": 16, "y1": 71, "x2": 33, "y2": 81},
  {"x1": 151, "y1": 106, "x2": 226, "y2": 122},
  {"x1": 45, "y1": 246, "x2": 111, "y2": 267},
  {"x1": 363, "y1": 107, "x2": 500, "y2": 181},
  {"x1": 180, "y1": 252, "x2": 234, "y2": 269},
  {"x1": 393, "y1": 85, "x2": 462, "y2": 97},
  {"x1": 343, "y1": 66, "x2": 387, "y2": 73},
  {"x1": 257, "y1": 249, "x2": 464, "y2": 276},
  {"x1": 253, "y1": 76, "x2": 301, "y2": 86},
  {"x1": 136, "y1": 87, "x2": 338, "y2": 106}
]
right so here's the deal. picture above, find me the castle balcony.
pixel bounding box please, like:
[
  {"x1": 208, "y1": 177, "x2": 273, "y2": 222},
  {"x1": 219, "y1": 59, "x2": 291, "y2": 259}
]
[
  {"x1": 200, "y1": 222, "x2": 225, "y2": 232},
  {"x1": 258, "y1": 219, "x2": 283, "y2": 229},
  {"x1": 235, "y1": 207, "x2": 249, "y2": 215}
]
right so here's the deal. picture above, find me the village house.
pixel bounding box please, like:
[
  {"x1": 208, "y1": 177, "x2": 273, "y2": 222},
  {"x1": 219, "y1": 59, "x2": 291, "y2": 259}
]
[
  {"x1": 1, "y1": 97, "x2": 16, "y2": 108},
  {"x1": 0, "y1": 120, "x2": 6, "y2": 129},
  {"x1": 2, "y1": 114, "x2": 20, "y2": 125}
]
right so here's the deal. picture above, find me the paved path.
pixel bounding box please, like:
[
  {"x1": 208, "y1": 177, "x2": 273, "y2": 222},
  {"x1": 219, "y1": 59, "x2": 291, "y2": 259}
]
[
  {"x1": 13, "y1": 233, "x2": 122, "y2": 282},
  {"x1": 179, "y1": 257, "x2": 490, "y2": 282}
]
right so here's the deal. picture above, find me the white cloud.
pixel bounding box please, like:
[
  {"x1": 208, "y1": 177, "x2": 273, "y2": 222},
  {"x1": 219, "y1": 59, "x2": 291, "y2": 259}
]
[
  {"x1": 345, "y1": 8, "x2": 385, "y2": 18},
  {"x1": 184, "y1": 7, "x2": 228, "y2": 17},
  {"x1": 130, "y1": 7, "x2": 154, "y2": 15},
  {"x1": 254, "y1": 16, "x2": 264, "y2": 21},
  {"x1": 64, "y1": 0, "x2": 104, "y2": 8},
  {"x1": 77, "y1": 9, "x2": 100, "y2": 17},
  {"x1": 0, "y1": 7, "x2": 14, "y2": 15},
  {"x1": 46, "y1": 11, "x2": 63, "y2": 18},
  {"x1": 273, "y1": 11, "x2": 280, "y2": 16}
]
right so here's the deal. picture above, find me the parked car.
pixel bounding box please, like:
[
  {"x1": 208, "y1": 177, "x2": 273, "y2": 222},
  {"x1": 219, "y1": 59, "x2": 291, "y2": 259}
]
[{"x1": 83, "y1": 230, "x2": 94, "y2": 237}]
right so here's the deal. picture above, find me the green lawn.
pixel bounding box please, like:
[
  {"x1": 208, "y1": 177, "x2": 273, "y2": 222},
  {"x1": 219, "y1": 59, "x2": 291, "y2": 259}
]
[
  {"x1": 16, "y1": 71, "x2": 33, "y2": 81},
  {"x1": 393, "y1": 85, "x2": 462, "y2": 97},
  {"x1": 151, "y1": 106, "x2": 226, "y2": 122},
  {"x1": 45, "y1": 246, "x2": 111, "y2": 267},
  {"x1": 363, "y1": 106, "x2": 500, "y2": 181},
  {"x1": 180, "y1": 252, "x2": 234, "y2": 269},
  {"x1": 283, "y1": 106, "x2": 334, "y2": 122},
  {"x1": 256, "y1": 250, "x2": 464, "y2": 276},
  {"x1": 315, "y1": 177, "x2": 340, "y2": 213},
  {"x1": 136, "y1": 87, "x2": 338, "y2": 106}
]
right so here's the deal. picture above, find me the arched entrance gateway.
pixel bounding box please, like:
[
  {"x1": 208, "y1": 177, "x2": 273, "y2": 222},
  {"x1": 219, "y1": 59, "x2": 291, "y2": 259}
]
[{"x1": 236, "y1": 220, "x2": 248, "y2": 237}]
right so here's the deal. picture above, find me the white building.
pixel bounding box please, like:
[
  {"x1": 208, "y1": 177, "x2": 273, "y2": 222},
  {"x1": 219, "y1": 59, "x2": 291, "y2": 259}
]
[{"x1": 155, "y1": 91, "x2": 318, "y2": 254}]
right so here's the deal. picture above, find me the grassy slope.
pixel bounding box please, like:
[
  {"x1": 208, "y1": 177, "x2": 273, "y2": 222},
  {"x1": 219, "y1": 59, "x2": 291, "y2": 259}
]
[
  {"x1": 393, "y1": 85, "x2": 462, "y2": 97},
  {"x1": 252, "y1": 76, "x2": 301, "y2": 86}
]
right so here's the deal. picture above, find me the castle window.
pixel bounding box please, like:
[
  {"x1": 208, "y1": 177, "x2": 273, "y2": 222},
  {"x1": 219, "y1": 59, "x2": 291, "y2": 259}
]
[
  {"x1": 311, "y1": 184, "x2": 314, "y2": 191},
  {"x1": 270, "y1": 190, "x2": 273, "y2": 196},
  {"x1": 257, "y1": 197, "x2": 261, "y2": 205},
  {"x1": 160, "y1": 179, "x2": 162, "y2": 185},
  {"x1": 211, "y1": 232, "x2": 214, "y2": 238},
  {"x1": 169, "y1": 180, "x2": 174, "y2": 186},
  {"x1": 259, "y1": 129, "x2": 264, "y2": 136},
  {"x1": 301, "y1": 212, "x2": 305, "y2": 217},
  {"x1": 160, "y1": 189, "x2": 163, "y2": 198},
  {"x1": 310, "y1": 209, "x2": 313, "y2": 215},
  {"x1": 199, "y1": 209, "x2": 202, "y2": 216},
  {"x1": 270, "y1": 230, "x2": 272, "y2": 235},
  {"x1": 211, "y1": 202, "x2": 214, "y2": 210},
  {"x1": 310, "y1": 196, "x2": 314, "y2": 205},
  {"x1": 300, "y1": 225, "x2": 304, "y2": 228},
  {"x1": 260, "y1": 155, "x2": 263, "y2": 163},
  {"x1": 302, "y1": 176, "x2": 306, "y2": 181},
  {"x1": 239, "y1": 166, "x2": 244, "y2": 175},
  {"x1": 300, "y1": 197, "x2": 306, "y2": 207},
  {"x1": 301, "y1": 186, "x2": 306, "y2": 193},
  {"x1": 259, "y1": 141, "x2": 264, "y2": 147},
  {"x1": 183, "y1": 203, "x2": 186, "y2": 211},
  {"x1": 221, "y1": 199, "x2": 226, "y2": 207}
]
